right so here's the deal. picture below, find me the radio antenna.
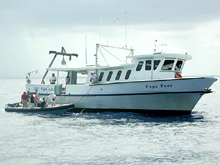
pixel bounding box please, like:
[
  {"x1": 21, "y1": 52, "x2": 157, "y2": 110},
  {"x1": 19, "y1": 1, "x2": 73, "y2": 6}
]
[
  {"x1": 99, "y1": 12, "x2": 102, "y2": 44},
  {"x1": 161, "y1": 18, "x2": 163, "y2": 43},
  {"x1": 124, "y1": 12, "x2": 127, "y2": 48},
  {"x1": 115, "y1": 18, "x2": 119, "y2": 46},
  {"x1": 85, "y1": 34, "x2": 87, "y2": 65}
]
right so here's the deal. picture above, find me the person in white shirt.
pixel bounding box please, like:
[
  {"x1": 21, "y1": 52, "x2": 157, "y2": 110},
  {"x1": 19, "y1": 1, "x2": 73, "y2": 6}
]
[
  {"x1": 90, "y1": 71, "x2": 98, "y2": 84},
  {"x1": 46, "y1": 91, "x2": 56, "y2": 106},
  {"x1": 49, "y1": 73, "x2": 56, "y2": 84}
]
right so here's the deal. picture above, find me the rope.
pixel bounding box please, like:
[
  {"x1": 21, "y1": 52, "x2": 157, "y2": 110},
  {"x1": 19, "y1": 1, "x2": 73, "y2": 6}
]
[
  {"x1": 74, "y1": 85, "x2": 94, "y2": 108},
  {"x1": 101, "y1": 46, "x2": 123, "y2": 63},
  {"x1": 98, "y1": 48, "x2": 109, "y2": 65}
]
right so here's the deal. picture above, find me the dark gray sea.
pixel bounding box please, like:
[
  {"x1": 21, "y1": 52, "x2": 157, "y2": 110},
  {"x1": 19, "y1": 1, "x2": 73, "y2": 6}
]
[{"x1": 0, "y1": 78, "x2": 220, "y2": 165}]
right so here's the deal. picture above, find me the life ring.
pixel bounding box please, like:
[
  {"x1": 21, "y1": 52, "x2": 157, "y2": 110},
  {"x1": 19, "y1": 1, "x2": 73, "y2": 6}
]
[{"x1": 175, "y1": 72, "x2": 182, "y2": 78}]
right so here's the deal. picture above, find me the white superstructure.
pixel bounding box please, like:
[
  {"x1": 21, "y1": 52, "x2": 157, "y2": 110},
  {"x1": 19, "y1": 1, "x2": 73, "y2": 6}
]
[{"x1": 26, "y1": 44, "x2": 217, "y2": 115}]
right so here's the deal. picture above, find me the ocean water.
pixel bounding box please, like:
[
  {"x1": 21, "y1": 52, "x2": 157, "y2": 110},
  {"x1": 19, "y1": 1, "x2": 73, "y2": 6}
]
[{"x1": 0, "y1": 78, "x2": 220, "y2": 165}]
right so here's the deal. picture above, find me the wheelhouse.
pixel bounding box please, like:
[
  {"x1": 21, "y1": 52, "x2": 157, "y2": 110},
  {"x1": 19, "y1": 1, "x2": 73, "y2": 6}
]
[{"x1": 46, "y1": 52, "x2": 192, "y2": 85}]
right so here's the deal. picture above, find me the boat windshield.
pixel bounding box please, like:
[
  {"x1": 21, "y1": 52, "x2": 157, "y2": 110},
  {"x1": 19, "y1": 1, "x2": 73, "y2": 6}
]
[{"x1": 161, "y1": 60, "x2": 175, "y2": 70}]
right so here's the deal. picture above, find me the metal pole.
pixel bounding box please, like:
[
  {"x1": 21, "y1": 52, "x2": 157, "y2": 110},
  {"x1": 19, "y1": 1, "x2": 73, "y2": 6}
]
[{"x1": 41, "y1": 54, "x2": 57, "y2": 84}]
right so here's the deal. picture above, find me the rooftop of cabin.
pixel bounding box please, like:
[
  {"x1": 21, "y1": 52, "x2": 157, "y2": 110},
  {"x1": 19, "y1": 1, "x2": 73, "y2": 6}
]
[
  {"x1": 127, "y1": 52, "x2": 192, "y2": 60},
  {"x1": 47, "y1": 51, "x2": 192, "y2": 73}
]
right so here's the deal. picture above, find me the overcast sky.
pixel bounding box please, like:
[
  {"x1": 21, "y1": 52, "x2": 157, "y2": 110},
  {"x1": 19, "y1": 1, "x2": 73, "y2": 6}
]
[{"x1": 0, "y1": 0, "x2": 220, "y2": 78}]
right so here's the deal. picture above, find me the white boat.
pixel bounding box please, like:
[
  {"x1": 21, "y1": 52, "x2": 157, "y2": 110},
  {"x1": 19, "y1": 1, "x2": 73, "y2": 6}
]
[{"x1": 26, "y1": 44, "x2": 217, "y2": 115}]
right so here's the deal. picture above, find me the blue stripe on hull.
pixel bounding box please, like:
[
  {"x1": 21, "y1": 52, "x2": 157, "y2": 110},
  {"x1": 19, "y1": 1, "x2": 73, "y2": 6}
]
[{"x1": 40, "y1": 91, "x2": 205, "y2": 97}]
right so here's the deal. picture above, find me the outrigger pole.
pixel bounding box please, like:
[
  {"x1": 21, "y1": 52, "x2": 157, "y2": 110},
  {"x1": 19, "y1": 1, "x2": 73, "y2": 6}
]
[{"x1": 41, "y1": 47, "x2": 78, "y2": 84}]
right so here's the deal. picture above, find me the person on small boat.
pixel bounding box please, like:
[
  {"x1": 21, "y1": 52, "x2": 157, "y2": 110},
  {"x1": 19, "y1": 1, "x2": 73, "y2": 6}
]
[
  {"x1": 27, "y1": 91, "x2": 31, "y2": 100},
  {"x1": 35, "y1": 89, "x2": 39, "y2": 97},
  {"x1": 40, "y1": 98, "x2": 47, "y2": 108},
  {"x1": 34, "y1": 92, "x2": 40, "y2": 107},
  {"x1": 46, "y1": 91, "x2": 56, "y2": 106},
  {"x1": 30, "y1": 92, "x2": 35, "y2": 108},
  {"x1": 90, "y1": 71, "x2": 98, "y2": 84},
  {"x1": 21, "y1": 92, "x2": 29, "y2": 108},
  {"x1": 49, "y1": 73, "x2": 56, "y2": 84}
]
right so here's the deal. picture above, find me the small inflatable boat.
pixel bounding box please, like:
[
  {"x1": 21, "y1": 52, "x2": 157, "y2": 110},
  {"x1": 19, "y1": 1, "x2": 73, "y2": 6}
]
[{"x1": 5, "y1": 102, "x2": 75, "y2": 114}]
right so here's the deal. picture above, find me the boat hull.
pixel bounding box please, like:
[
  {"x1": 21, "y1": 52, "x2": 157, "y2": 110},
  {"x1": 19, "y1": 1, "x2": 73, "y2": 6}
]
[
  {"x1": 51, "y1": 92, "x2": 201, "y2": 115},
  {"x1": 37, "y1": 77, "x2": 216, "y2": 115},
  {"x1": 5, "y1": 103, "x2": 75, "y2": 114}
]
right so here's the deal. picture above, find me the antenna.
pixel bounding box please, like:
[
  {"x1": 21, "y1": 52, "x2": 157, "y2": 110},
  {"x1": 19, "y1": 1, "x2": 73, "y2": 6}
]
[
  {"x1": 99, "y1": 12, "x2": 102, "y2": 44},
  {"x1": 85, "y1": 34, "x2": 87, "y2": 65},
  {"x1": 161, "y1": 18, "x2": 163, "y2": 43},
  {"x1": 131, "y1": 21, "x2": 134, "y2": 48},
  {"x1": 116, "y1": 18, "x2": 119, "y2": 46},
  {"x1": 125, "y1": 12, "x2": 127, "y2": 48}
]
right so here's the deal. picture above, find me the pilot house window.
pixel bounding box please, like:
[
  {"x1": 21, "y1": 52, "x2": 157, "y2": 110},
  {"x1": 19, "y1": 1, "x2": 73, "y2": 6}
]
[
  {"x1": 161, "y1": 60, "x2": 175, "y2": 70},
  {"x1": 154, "y1": 60, "x2": 160, "y2": 70},
  {"x1": 136, "y1": 61, "x2": 144, "y2": 71},
  {"x1": 145, "y1": 60, "x2": 152, "y2": 70},
  {"x1": 175, "y1": 60, "x2": 183, "y2": 71}
]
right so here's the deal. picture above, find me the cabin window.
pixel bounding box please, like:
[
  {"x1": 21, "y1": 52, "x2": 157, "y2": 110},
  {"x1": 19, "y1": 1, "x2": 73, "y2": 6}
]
[
  {"x1": 98, "y1": 72, "x2": 104, "y2": 81},
  {"x1": 106, "y1": 71, "x2": 113, "y2": 81},
  {"x1": 145, "y1": 60, "x2": 152, "y2": 70},
  {"x1": 115, "y1": 70, "x2": 122, "y2": 80},
  {"x1": 125, "y1": 70, "x2": 131, "y2": 80},
  {"x1": 175, "y1": 60, "x2": 183, "y2": 71},
  {"x1": 136, "y1": 61, "x2": 144, "y2": 71},
  {"x1": 161, "y1": 60, "x2": 175, "y2": 70},
  {"x1": 154, "y1": 60, "x2": 160, "y2": 70}
]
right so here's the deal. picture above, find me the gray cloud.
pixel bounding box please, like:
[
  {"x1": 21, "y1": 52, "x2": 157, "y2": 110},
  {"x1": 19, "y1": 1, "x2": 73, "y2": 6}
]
[{"x1": 1, "y1": 0, "x2": 220, "y2": 30}]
